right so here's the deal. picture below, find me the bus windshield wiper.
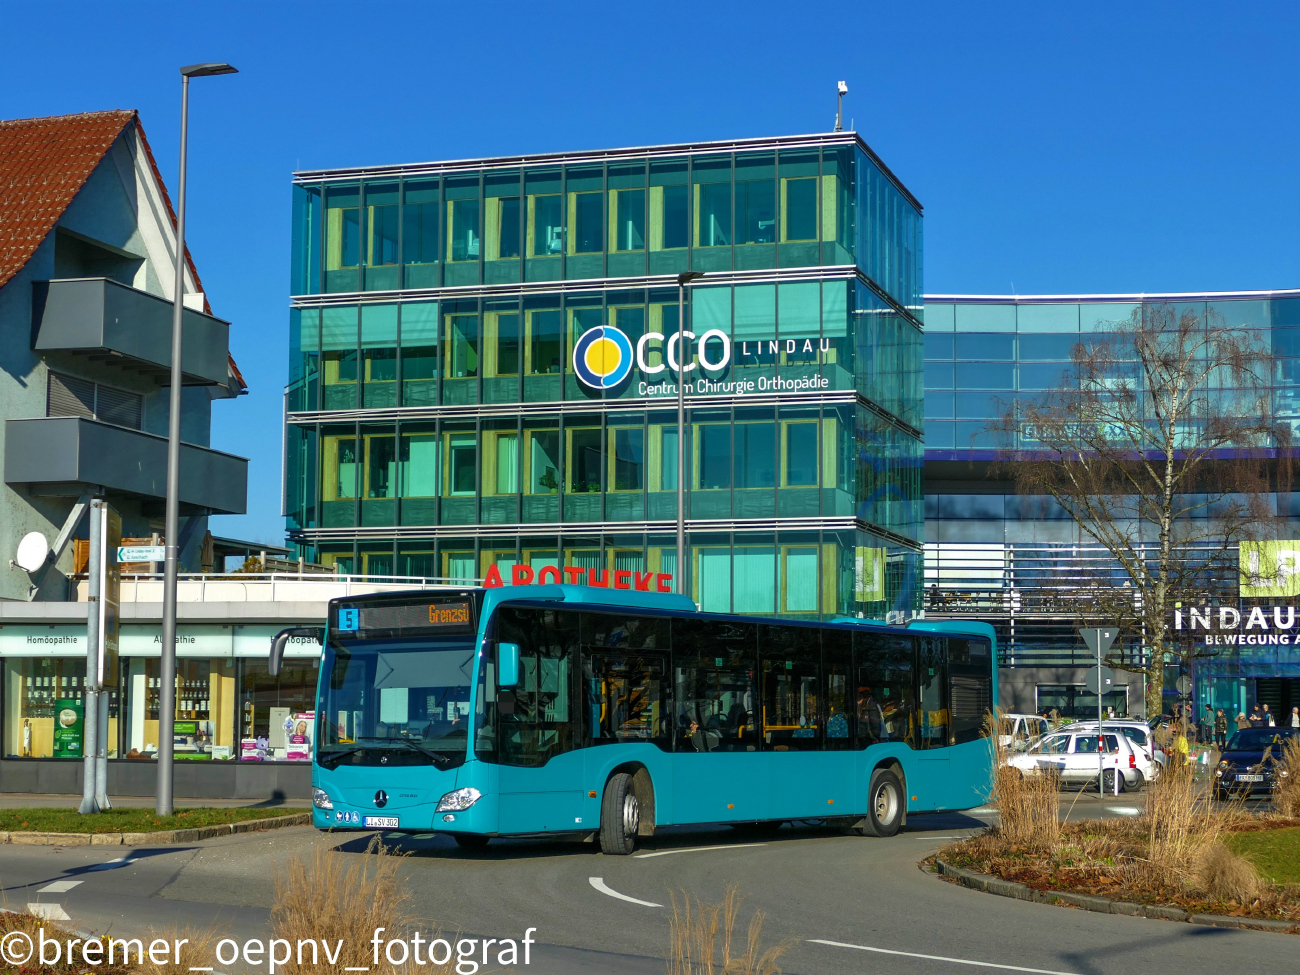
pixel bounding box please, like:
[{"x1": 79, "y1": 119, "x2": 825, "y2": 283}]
[
  {"x1": 317, "y1": 744, "x2": 365, "y2": 768},
  {"x1": 355, "y1": 736, "x2": 453, "y2": 765}
]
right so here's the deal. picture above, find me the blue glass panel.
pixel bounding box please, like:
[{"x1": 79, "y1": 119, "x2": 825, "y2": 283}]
[
  {"x1": 925, "y1": 303, "x2": 955, "y2": 330},
  {"x1": 1019, "y1": 333, "x2": 1080, "y2": 360},
  {"x1": 925, "y1": 391, "x2": 954, "y2": 419},
  {"x1": 955, "y1": 362, "x2": 1014, "y2": 390},
  {"x1": 956, "y1": 304, "x2": 1015, "y2": 332},
  {"x1": 1016, "y1": 304, "x2": 1078, "y2": 332},
  {"x1": 955, "y1": 391, "x2": 1004, "y2": 418},
  {"x1": 924, "y1": 362, "x2": 954, "y2": 389},
  {"x1": 924, "y1": 333, "x2": 954, "y2": 359},
  {"x1": 956, "y1": 334, "x2": 1014, "y2": 360}
]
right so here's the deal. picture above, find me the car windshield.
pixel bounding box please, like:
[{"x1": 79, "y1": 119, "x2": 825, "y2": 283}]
[
  {"x1": 1226, "y1": 728, "x2": 1296, "y2": 751},
  {"x1": 317, "y1": 637, "x2": 476, "y2": 767}
]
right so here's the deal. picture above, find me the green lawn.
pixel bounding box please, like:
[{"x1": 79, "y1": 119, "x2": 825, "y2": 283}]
[
  {"x1": 1227, "y1": 827, "x2": 1300, "y2": 885},
  {"x1": 0, "y1": 806, "x2": 301, "y2": 834}
]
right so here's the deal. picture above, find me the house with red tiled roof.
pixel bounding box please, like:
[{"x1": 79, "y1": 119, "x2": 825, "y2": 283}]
[{"x1": 0, "y1": 110, "x2": 248, "y2": 601}]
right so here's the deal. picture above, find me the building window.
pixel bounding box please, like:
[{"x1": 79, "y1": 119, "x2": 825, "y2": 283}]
[
  {"x1": 447, "y1": 435, "x2": 477, "y2": 496},
  {"x1": 567, "y1": 427, "x2": 603, "y2": 493},
  {"x1": 736, "y1": 179, "x2": 775, "y2": 245},
  {"x1": 447, "y1": 199, "x2": 480, "y2": 262},
  {"x1": 695, "y1": 182, "x2": 731, "y2": 247},
  {"x1": 486, "y1": 313, "x2": 520, "y2": 377},
  {"x1": 784, "y1": 421, "x2": 819, "y2": 486},
  {"x1": 3, "y1": 659, "x2": 113, "y2": 759},
  {"x1": 528, "y1": 194, "x2": 563, "y2": 256},
  {"x1": 366, "y1": 203, "x2": 399, "y2": 266},
  {"x1": 239, "y1": 658, "x2": 319, "y2": 761},
  {"x1": 650, "y1": 185, "x2": 688, "y2": 250},
  {"x1": 697, "y1": 424, "x2": 731, "y2": 489},
  {"x1": 399, "y1": 432, "x2": 438, "y2": 497},
  {"x1": 568, "y1": 192, "x2": 603, "y2": 255},
  {"x1": 611, "y1": 427, "x2": 644, "y2": 491},
  {"x1": 402, "y1": 180, "x2": 440, "y2": 267},
  {"x1": 487, "y1": 197, "x2": 521, "y2": 260},
  {"x1": 364, "y1": 433, "x2": 396, "y2": 499},
  {"x1": 122, "y1": 657, "x2": 236, "y2": 761},
  {"x1": 489, "y1": 432, "x2": 520, "y2": 495},
  {"x1": 526, "y1": 309, "x2": 563, "y2": 375},
  {"x1": 611, "y1": 189, "x2": 645, "y2": 251},
  {"x1": 446, "y1": 314, "x2": 479, "y2": 378},
  {"x1": 526, "y1": 429, "x2": 560, "y2": 494},
  {"x1": 734, "y1": 422, "x2": 776, "y2": 489},
  {"x1": 322, "y1": 434, "x2": 358, "y2": 501},
  {"x1": 326, "y1": 205, "x2": 360, "y2": 269},
  {"x1": 781, "y1": 177, "x2": 817, "y2": 242}
]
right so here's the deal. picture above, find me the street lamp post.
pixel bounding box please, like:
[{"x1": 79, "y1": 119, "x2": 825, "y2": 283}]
[
  {"x1": 158, "y1": 62, "x2": 237, "y2": 817},
  {"x1": 675, "y1": 271, "x2": 704, "y2": 598}
]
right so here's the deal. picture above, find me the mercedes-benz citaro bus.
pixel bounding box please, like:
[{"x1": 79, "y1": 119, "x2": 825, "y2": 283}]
[{"x1": 268, "y1": 585, "x2": 996, "y2": 855}]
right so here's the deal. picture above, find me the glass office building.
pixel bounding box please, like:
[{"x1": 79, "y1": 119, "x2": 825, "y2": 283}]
[
  {"x1": 285, "y1": 133, "x2": 925, "y2": 620},
  {"x1": 922, "y1": 290, "x2": 1300, "y2": 718}
]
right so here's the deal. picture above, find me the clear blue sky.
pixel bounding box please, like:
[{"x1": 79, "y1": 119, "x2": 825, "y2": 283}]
[{"x1": 4, "y1": 1, "x2": 1297, "y2": 544}]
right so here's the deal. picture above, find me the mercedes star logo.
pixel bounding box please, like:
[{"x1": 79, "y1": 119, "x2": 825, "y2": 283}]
[{"x1": 374, "y1": 790, "x2": 388, "y2": 808}]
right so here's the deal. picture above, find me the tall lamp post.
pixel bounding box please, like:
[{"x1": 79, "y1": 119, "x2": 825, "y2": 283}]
[
  {"x1": 159, "y1": 62, "x2": 238, "y2": 817},
  {"x1": 675, "y1": 271, "x2": 704, "y2": 597}
]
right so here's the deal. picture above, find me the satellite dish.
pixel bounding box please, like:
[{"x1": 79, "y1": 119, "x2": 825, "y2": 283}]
[{"x1": 15, "y1": 532, "x2": 50, "y2": 573}]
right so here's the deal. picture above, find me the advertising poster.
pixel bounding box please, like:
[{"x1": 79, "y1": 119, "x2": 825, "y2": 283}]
[{"x1": 51, "y1": 699, "x2": 84, "y2": 759}]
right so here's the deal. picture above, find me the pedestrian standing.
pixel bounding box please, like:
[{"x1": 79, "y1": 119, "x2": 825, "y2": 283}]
[
  {"x1": 1264, "y1": 704, "x2": 1275, "y2": 728},
  {"x1": 1291, "y1": 706, "x2": 1299, "y2": 729},
  {"x1": 1214, "y1": 709, "x2": 1228, "y2": 750},
  {"x1": 1202, "y1": 704, "x2": 1213, "y2": 744},
  {"x1": 1236, "y1": 711, "x2": 1250, "y2": 732},
  {"x1": 1249, "y1": 704, "x2": 1264, "y2": 727},
  {"x1": 1174, "y1": 728, "x2": 1190, "y2": 768}
]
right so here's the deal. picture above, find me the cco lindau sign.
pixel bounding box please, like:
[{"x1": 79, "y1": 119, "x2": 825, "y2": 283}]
[
  {"x1": 573, "y1": 325, "x2": 832, "y2": 397},
  {"x1": 1174, "y1": 605, "x2": 1300, "y2": 646}
]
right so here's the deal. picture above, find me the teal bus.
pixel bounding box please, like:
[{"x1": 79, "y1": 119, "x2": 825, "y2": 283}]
[{"x1": 272, "y1": 585, "x2": 996, "y2": 855}]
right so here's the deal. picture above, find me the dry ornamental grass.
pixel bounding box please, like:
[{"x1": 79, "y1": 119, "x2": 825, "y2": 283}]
[{"x1": 667, "y1": 885, "x2": 793, "y2": 975}]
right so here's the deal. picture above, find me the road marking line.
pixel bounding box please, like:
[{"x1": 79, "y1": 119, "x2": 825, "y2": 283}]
[
  {"x1": 38, "y1": 880, "x2": 82, "y2": 893},
  {"x1": 88, "y1": 856, "x2": 130, "y2": 871},
  {"x1": 27, "y1": 903, "x2": 71, "y2": 921},
  {"x1": 588, "y1": 877, "x2": 662, "y2": 908},
  {"x1": 343, "y1": 967, "x2": 370, "y2": 971},
  {"x1": 634, "y1": 843, "x2": 766, "y2": 859},
  {"x1": 189, "y1": 968, "x2": 214, "y2": 971},
  {"x1": 907, "y1": 835, "x2": 964, "y2": 840},
  {"x1": 1106, "y1": 807, "x2": 1141, "y2": 816},
  {"x1": 808, "y1": 940, "x2": 1083, "y2": 975}
]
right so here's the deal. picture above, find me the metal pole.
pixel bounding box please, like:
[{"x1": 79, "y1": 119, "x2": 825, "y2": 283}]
[
  {"x1": 1096, "y1": 629, "x2": 1104, "y2": 795},
  {"x1": 158, "y1": 74, "x2": 190, "y2": 816},
  {"x1": 79, "y1": 499, "x2": 103, "y2": 814},
  {"x1": 675, "y1": 278, "x2": 686, "y2": 597}
]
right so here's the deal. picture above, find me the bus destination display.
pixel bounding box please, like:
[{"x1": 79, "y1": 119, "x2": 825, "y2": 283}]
[{"x1": 336, "y1": 600, "x2": 475, "y2": 635}]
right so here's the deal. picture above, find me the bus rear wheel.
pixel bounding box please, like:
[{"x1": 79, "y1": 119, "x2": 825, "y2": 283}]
[
  {"x1": 856, "y1": 769, "x2": 904, "y2": 837},
  {"x1": 600, "y1": 772, "x2": 640, "y2": 855}
]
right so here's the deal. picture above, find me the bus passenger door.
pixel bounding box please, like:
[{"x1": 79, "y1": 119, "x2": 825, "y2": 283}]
[{"x1": 913, "y1": 637, "x2": 950, "y2": 809}]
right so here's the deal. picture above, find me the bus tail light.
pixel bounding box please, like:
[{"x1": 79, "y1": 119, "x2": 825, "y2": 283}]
[{"x1": 437, "y1": 787, "x2": 482, "y2": 812}]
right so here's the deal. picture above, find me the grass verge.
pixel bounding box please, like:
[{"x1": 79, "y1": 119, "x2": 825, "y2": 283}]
[
  {"x1": 0, "y1": 806, "x2": 301, "y2": 834},
  {"x1": 1228, "y1": 827, "x2": 1300, "y2": 886}
]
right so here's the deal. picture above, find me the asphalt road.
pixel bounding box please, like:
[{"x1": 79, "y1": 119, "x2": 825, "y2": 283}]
[{"x1": 1, "y1": 793, "x2": 1295, "y2": 975}]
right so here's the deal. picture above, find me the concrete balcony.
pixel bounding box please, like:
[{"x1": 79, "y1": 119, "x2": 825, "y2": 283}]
[
  {"x1": 32, "y1": 277, "x2": 230, "y2": 386},
  {"x1": 4, "y1": 416, "x2": 247, "y2": 514}
]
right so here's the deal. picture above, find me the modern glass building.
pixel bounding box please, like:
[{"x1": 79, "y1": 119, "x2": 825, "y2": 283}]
[
  {"x1": 922, "y1": 290, "x2": 1300, "y2": 719},
  {"x1": 284, "y1": 133, "x2": 925, "y2": 620}
]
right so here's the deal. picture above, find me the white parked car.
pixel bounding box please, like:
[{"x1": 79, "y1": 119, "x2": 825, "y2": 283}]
[
  {"x1": 1005, "y1": 728, "x2": 1146, "y2": 792},
  {"x1": 998, "y1": 713, "x2": 1049, "y2": 750},
  {"x1": 1060, "y1": 719, "x2": 1163, "y2": 781}
]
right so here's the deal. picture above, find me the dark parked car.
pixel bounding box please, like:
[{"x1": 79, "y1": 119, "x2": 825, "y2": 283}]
[{"x1": 1213, "y1": 727, "x2": 1297, "y2": 800}]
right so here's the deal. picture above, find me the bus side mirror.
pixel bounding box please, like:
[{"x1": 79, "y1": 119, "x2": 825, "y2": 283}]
[
  {"x1": 269, "y1": 627, "x2": 325, "y2": 677},
  {"x1": 498, "y1": 642, "x2": 521, "y2": 688}
]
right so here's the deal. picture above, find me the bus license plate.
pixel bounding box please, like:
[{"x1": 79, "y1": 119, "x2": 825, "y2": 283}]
[
  {"x1": 364, "y1": 816, "x2": 399, "y2": 828},
  {"x1": 1236, "y1": 774, "x2": 1264, "y2": 783}
]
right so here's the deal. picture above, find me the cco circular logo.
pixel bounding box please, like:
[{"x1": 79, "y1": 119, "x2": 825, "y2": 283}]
[{"x1": 573, "y1": 326, "x2": 633, "y2": 389}]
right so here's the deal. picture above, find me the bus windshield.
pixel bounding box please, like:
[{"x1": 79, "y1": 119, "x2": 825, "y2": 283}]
[{"x1": 317, "y1": 637, "x2": 476, "y2": 769}]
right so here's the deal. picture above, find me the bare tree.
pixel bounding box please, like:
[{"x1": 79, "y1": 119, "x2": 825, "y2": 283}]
[{"x1": 993, "y1": 303, "x2": 1290, "y2": 717}]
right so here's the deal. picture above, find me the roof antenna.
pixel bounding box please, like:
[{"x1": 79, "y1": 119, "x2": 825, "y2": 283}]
[{"x1": 835, "y1": 81, "x2": 848, "y2": 131}]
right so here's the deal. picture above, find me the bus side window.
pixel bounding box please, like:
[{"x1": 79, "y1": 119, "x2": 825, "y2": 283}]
[
  {"x1": 758, "y1": 624, "x2": 820, "y2": 751},
  {"x1": 582, "y1": 612, "x2": 670, "y2": 651},
  {"x1": 853, "y1": 631, "x2": 915, "y2": 748},
  {"x1": 822, "y1": 629, "x2": 852, "y2": 750},
  {"x1": 672, "y1": 618, "x2": 757, "y2": 753},
  {"x1": 948, "y1": 637, "x2": 992, "y2": 745},
  {"x1": 584, "y1": 654, "x2": 670, "y2": 749},
  {"x1": 493, "y1": 606, "x2": 579, "y2": 767},
  {"x1": 916, "y1": 636, "x2": 949, "y2": 748}
]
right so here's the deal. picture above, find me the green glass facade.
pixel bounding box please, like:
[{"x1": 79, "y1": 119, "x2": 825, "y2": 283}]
[{"x1": 286, "y1": 133, "x2": 924, "y2": 619}]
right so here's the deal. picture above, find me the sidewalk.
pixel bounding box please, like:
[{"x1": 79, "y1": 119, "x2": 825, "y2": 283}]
[{"x1": 0, "y1": 793, "x2": 309, "y2": 809}]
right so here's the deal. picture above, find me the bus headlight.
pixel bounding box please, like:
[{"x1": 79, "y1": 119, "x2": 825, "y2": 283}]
[
  {"x1": 312, "y1": 788, "x2": 334, "y2": 810},
  {"x1": 436, "y1": 787, "x2": 482, "y2": 812}
]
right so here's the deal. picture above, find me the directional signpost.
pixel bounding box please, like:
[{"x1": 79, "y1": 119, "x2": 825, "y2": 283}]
[
  {"x1": 1080, "y1": 626, "x2": 1118, "y2": 795},
  {"x1": 118, "y1": 545, "x2": 166, "y2": 563}
]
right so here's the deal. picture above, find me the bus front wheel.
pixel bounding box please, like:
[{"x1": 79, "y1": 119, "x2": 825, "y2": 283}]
[
  {"x1": 857, "y1": 768, "x2": 904, "y2": 837},
  {"x1": 600, "y1": 772, "x2": 640, "y2": 855}
]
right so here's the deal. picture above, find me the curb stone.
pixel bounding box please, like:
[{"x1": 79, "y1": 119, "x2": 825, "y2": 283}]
[
  {"x1": 0, "y1": 812, "x2": 310, "y2": 847},
  {"x1": 934, "y1": 859, "x2": 1299, "y2": 935}
]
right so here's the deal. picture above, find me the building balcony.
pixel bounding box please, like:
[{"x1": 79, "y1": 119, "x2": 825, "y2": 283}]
[
  {"x1": 32, "y1": 277, "x2": 230, "y2": 386},
  {"x1": 4, "y1": 416, "x2": 247, "y2": 514}
]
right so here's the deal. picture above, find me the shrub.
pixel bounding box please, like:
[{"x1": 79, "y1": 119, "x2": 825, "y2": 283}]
[
  {"x1": 1193, "y1": 840, "x2": 1260, "y2": 905},
  {"x1": 1272, "y1": 734, "x2": 1300, "y2": 819},
  {"x1": 984, "y1": 710, "x2": 1060, "y2": 849}
]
